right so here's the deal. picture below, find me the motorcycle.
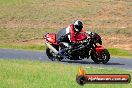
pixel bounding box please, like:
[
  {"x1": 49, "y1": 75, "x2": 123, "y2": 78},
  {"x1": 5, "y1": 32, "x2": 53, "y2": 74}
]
[{"x1": 43, "y1": 31, "x2": 110, "y2": 64}]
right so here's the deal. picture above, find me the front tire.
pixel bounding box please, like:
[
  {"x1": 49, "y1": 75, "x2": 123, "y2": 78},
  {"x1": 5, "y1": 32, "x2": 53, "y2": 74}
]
[
  {"x1": 91, "y1": 49, "x2": 110, "y2": 64},
  {"x1": 101, "y1": 49, "x2": 110, "y2": 64},
  {"x1": 90, "y1": 50, "x2": 100, "y2": 64}
]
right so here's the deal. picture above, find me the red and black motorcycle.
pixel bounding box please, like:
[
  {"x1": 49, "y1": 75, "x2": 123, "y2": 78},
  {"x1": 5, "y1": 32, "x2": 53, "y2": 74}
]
[{"x1": 43, "y1": 32, "x2": 110, "y2": 64}]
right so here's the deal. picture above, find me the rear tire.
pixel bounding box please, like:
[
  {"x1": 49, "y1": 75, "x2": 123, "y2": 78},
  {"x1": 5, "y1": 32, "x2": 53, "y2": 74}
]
[
  {"x1": 46, "y1": 48, "x2": 63, "y2": 61},
  {"x1": 46, "y1": 48, "x2": 55, "y2": 61}
]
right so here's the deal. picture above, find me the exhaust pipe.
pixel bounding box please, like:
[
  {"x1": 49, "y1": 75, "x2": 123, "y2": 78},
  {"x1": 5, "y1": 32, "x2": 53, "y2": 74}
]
[{"x1": 45, "y1": 42, "x2": 59, "y2": 54}]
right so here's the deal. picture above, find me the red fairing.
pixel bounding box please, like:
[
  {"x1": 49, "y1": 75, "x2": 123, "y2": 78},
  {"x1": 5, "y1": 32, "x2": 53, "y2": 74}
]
[
  {"x1": 95, "y1": 45, "x2": 104, "y2": 53},
  {"x1": 45, "y1": 33, "x2": 58, "y2": 45},
  {"x1": 75, "y1": 32, "x2": 88, "y2": 41}
]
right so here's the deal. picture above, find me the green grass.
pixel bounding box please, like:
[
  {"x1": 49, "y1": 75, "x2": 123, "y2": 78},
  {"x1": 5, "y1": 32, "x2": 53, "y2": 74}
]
[
  {"x1": 0, "y1": 44, "x2": 46, "y2": 51},
  {"x1": 108, "y1": 48, "x2": 132, "y2": 58},
  {"x1": 0, "y1": 59, "x2": 132, "y2": 88}
]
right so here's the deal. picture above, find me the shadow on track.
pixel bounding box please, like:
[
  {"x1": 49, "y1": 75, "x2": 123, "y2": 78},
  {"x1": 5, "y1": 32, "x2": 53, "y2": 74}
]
[{"x1": 61, "y1": 60, "x2": 125, "y2": 65}]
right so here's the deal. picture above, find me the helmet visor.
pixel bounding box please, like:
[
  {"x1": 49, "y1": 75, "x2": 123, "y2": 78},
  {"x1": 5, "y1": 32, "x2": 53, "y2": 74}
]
[{"x1": 75, "y1": 25, "x2": 83, "y2": 31}]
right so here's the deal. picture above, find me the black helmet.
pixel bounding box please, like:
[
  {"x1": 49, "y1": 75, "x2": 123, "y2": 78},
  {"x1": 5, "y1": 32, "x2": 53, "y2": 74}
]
[{"x1": 74, "y1": 20, "x2": 83, "y2": 32}]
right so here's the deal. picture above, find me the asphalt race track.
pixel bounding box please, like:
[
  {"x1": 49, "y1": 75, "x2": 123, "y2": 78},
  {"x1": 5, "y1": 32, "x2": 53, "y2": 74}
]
[{"x1": 0, "y1": 49, "x2": 132, "y2": 70}]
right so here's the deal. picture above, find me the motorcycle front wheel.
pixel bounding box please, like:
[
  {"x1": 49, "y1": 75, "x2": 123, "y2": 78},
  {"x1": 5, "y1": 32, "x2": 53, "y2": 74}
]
[
  {"x1": 90, "y1": 49, "x2": 110, "y2": 64},
  {"x1": 101, "y1": 49, "x2": 110, "y2": 64}
]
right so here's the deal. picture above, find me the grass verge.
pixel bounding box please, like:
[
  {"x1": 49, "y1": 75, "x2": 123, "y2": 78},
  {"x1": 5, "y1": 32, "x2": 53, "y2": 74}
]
[
  {"x1": 0, "y1": 44, "x2": 46, "y2": 51},
  {"x1": 0, "y1": 59, "x2": 132, "y2": 88},
  {"x1": 108, "y1": 48, "x2": 132, "y2": 59}
]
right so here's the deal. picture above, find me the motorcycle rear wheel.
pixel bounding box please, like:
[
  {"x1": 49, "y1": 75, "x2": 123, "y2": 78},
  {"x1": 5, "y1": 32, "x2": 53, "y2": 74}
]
[{"x1": 46, "y1": 48, "x2": 63, "y2": 61}]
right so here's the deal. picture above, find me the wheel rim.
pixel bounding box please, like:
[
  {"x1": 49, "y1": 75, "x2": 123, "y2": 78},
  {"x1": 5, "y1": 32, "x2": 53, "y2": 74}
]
[
  {"x1": 101, "y1": 52, "x2": 109, "y2": 63},
  {"x1": 102, "y1": 52, "x2": 107, "y2": 60}
]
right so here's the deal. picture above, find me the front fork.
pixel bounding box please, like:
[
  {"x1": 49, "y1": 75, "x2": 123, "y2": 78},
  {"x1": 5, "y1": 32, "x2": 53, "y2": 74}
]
[
  {"x1": 91, "y1": 44, "x2": 104, "y2": 60},
  {"x1": 95, "y1": 45, "x2": 105, "y2": 59}
]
